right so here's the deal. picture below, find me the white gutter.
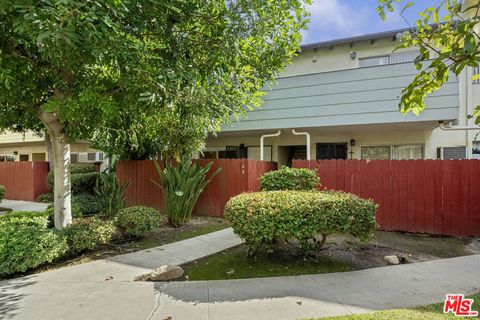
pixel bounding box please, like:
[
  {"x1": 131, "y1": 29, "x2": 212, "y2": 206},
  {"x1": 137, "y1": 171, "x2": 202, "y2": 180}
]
[
  {"x1": 291, "y1": 129, "x2": 311, "y2": 160},
  {"x1": 260, "y1": 130, "x2": 281, "y2": 161}
]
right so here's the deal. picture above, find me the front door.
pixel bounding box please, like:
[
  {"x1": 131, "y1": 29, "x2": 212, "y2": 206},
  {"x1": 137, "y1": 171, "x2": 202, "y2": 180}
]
[{"x1": 316, "y1": 143, "x2": 347, "y2": 160}]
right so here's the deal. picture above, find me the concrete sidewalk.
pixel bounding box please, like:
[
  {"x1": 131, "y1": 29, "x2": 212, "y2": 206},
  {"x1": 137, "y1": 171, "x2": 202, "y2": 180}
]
[
  {"x1": 0, "y1": 199, "x2": 48, "y2": 213},
  {"x1": 1, "y1": 228, "x2": 479, "y2": 320}
]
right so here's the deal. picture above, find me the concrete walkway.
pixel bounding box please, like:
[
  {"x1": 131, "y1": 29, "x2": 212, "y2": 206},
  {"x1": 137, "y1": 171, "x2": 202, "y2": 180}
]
[
  {"x1": 0, "y1": 199, "x2": 48, "y2": 213},
  {"x1": 1, "y1": 228, "x2": 479, "y2": 320}
]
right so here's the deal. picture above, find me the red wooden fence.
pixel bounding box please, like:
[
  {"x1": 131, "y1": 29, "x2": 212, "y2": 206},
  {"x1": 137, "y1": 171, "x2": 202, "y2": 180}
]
[
  {"x1": 0, "y1": 161, "x2": 50, "y2": 201},
  {"x1": 116, "y1": 159, "x2": 278, "y2": 217},
  {"x1": 293, "y1": 159, "x2": 480, "y2": 237}
]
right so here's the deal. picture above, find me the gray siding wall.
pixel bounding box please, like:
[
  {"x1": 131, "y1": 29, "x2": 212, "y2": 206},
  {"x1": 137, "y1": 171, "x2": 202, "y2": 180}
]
[{"x1": 222, "y1": 63, "x2": 460, "y2": 131}]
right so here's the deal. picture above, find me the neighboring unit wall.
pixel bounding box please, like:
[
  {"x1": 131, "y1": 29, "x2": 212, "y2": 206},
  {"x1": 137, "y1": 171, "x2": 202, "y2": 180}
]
[{"x1": 205, "y1": 126, "x2": 439, "y2": 164}]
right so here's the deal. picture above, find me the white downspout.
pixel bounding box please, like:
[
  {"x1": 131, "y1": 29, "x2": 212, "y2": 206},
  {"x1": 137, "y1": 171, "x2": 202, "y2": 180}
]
[
  {"x1": 291, "y1": 129, "x2": 311, "y2": 160},
  {"x1": 260, "y1": 130, "x2": 281, "y2": 161}
]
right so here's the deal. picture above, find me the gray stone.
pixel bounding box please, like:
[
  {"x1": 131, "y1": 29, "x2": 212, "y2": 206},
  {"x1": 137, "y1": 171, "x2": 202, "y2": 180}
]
[
  {"x1": 384, "y1": 255, "x2": 400, "y2": 265},
  {"x1": 140, "y1": 265, "x2": 184, "y2": 281}
]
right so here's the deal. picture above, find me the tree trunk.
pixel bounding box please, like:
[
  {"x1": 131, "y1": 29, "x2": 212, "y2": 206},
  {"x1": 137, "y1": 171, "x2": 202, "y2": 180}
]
[
  {"x1": 39, "y1": 110, "x2": 72, "y2": 229},
  {"x1": 51, "y1": 134, "x2": 72, "y2": 228}
]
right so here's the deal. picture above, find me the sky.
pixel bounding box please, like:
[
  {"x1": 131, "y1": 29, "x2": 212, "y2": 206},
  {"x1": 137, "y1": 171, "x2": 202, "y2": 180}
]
[{"x1": 301, "y1": 0, "x2": 440, "y2": 45}]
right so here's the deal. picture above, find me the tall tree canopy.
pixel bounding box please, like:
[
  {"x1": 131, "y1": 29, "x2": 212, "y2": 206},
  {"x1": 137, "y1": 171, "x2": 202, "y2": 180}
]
[
  {"x1": 0, "y1": 0, "x2": 309, "y2": 228},
  {"x1": 377, "y1": 0, "x2": 479, "y2": 121}
]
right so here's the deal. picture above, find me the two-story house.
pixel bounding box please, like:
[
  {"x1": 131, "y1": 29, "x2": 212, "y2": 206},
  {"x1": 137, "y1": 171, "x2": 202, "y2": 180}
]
[{"x1": 203, "y1": 27, "x2": 480, "y2": 166}]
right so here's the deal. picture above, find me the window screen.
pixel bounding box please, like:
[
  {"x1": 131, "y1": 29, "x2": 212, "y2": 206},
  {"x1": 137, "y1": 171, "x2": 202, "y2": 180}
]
[
  {"x1": 390, "y1": 51, "x2": 418, "y2": 64},
  {"x1": 438, "y1": 147, "x2": 467, "y2": 159},
  {"x1": 361, "y1": 146, "x2": 391, "y2": 160},
  {"x1": 391, "y1": 145, "x2": 423, "y2": 160},
  {"x1": 359, "y1": 56, "x2": 390, "y2": 67}
]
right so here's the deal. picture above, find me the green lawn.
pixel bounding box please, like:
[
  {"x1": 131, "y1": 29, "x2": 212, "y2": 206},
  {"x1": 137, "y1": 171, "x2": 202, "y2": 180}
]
[
  {"x1": 308, "y1": 294, "x2": 479, "y2": 320},
  {"x1": 183, "y1": 244, "x2": 353, "y2": 280}
]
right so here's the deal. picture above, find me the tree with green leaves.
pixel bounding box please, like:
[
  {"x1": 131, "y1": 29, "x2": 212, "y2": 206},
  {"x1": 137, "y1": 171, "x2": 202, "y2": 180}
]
[
  {"x1": 377, "y1": 0, "x2": 479, "y2": 121},
  {"x1": 0, "y1": 0, "x2": 309, "y2": 228}
]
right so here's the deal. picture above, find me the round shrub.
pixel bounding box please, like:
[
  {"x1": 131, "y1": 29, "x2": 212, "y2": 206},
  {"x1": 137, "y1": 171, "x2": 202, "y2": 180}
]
[
  {"x1": 63, "y1": 218, "x2": 118, "y2": 256},
  {"x1": 224, "y1": 190, "x2": 377, "y2": 254},
  {"x1": 0, "y1": 214, "x2": 67, "y2": 276},
  {"x1": 259, "y1": 166, "x2": 320, "y2": 191},
  {"x1": 0, "y1": 185, "x2": 5, "y2": 202},
  {"x1": 72, "y1": 193, "x2": 104, "y2": 216},
  {"x1": 116, "y1": 206, "x2": 162, "y2": 238}
]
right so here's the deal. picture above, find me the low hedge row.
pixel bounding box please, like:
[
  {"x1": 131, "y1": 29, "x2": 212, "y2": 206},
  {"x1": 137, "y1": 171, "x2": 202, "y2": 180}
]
[
  {"x1": 224, "y1": 190, "x2": 377, "y2": 254},
  {"x1": 47, "y1": 172, "x2": 100, "y2": 194},
  {"x1": 0, "y1": 212, "x2": 68, "y2": 276},
  {"x1": 47, "y1": 164, "x2": 99, "y2": 195},
  {"x1": 0, "y1": 205, "x2": 163, "y2": 277}
]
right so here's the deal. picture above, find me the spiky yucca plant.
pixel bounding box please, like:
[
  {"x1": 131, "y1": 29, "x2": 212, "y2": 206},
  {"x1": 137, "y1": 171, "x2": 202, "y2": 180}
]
[{"x1": 152, "y1": 158, "x2": 221, "y2": 227}]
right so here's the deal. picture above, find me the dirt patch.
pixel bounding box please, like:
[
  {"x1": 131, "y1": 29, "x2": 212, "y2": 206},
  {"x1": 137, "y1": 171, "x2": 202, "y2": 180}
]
[
  {"x1": 182, "y1": 231, "x2": 480, "y2": 280},
  {"x1": 322, "y1": 231, "x2": 480, "y2": 270}
]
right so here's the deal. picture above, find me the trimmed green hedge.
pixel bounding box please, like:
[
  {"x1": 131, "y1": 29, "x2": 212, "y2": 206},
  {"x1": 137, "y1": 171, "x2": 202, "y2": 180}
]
[
  {"x1": 224, "y1": 190, "x2": 377, "y2": 254},
  {"x1": 259, "y1": 166, "x2": 320, "y2": 191},
  {"x1": 69, "y1": 163, "x2": 97, "y2": 174},
  {"x1": 116, "y1": 206, "x2": 162, "y2": 238},
  {"x1": 0, "y1": 211, "x2": 67, "y2": 276},
  {"x1": 73, "y1": 193, "x2": 104, "y2": 216},
  {"x1": 0, "y1": 211, "x2": 50, "y2": 228},
  {"x1": 47, "y1": 163, "x2": 99, "y2": 194},
  {"x1": 0, "y1": 185, "x2": 5, "y2": 202},
  {"x1": 63, "y1": 218, "x2": 118, "y2": 255}
]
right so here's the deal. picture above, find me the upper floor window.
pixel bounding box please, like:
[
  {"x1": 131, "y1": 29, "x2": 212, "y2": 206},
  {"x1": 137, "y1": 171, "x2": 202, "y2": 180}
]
[
  {"x1": 359, "y1": 51, "x2": 418, "y2": 68},
  {"x1": 390, "y1": 51, "x2": 418, "y2": 64},
  {"x1": 359, "y1": 56, "x2": 389, "y2": 67}
]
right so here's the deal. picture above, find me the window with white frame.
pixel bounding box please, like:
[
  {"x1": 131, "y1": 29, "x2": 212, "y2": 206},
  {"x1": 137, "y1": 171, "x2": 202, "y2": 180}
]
[
  {"x1": 359, "y1": 56, "x2": 390, "y2": 67},
  {"x1": 359, "y1": 51, "x2": 418, "y2": 68},
  {"x1": 390, "y1": 51, "x2": 418, "y2": 64}
]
